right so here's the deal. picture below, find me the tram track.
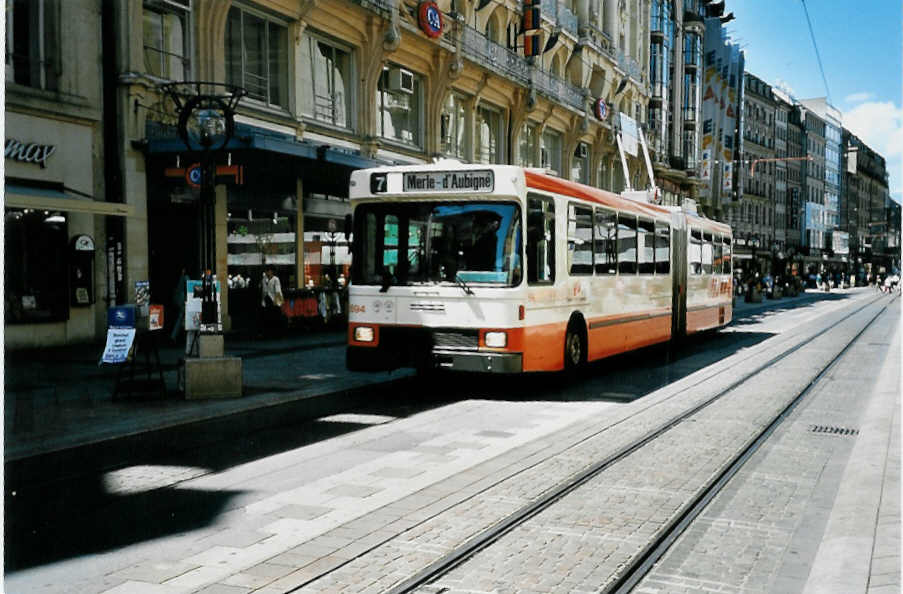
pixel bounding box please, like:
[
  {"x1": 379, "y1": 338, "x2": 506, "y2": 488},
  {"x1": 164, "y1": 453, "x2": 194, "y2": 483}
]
[
  {"x1": 287, "y1": 291, "x2": 893, "y2": 593},
  {"x1": 386, "y1": 293, "x2": 893, "y2": 593}
]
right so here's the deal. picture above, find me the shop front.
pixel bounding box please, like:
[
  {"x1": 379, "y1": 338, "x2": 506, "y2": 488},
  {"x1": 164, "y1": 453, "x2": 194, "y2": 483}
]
[
  {"x1": 5, "y1": 111, "x2": 130, "y2": 350},
  {"x1": 145, "y1": 122, "x2": 379, "y2": 336}
]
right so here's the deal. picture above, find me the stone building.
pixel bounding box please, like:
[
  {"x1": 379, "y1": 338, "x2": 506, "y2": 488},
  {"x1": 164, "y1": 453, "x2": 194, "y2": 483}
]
[
  {"x1": 4, "y1": 0, "x2": 130, "y2": 349},
  {"x1": 101, "y1": 0, "x2": 654, "y2": 335}
]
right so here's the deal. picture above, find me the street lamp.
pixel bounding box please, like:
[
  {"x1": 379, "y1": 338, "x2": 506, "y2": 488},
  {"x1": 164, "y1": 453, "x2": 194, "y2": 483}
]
[{"x1": 160, "y1": 82, "x2": 245, "y2": 326}]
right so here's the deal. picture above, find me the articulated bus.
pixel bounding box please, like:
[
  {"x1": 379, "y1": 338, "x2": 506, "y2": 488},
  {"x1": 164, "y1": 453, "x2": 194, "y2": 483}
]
[{"x1": 345, "y1": 161, "x2": 732, "y2": 374}]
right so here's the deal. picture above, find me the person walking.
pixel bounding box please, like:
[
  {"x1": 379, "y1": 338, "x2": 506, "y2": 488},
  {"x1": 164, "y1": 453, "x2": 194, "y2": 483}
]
[{"x1": 261, "y1": 266, "x2": 284, "y2": 329}]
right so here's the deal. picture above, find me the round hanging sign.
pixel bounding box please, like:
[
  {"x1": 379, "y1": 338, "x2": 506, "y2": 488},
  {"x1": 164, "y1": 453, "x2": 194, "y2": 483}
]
[
  {"x1": 594, "y1": 98, "x2": 608, "y2": 121},
  {"x1": 418, "y1": 2, "x2": 443, "y2": 38},
  {"x1": 186, "y1": 163, "x2": 203, "y2": 188}
]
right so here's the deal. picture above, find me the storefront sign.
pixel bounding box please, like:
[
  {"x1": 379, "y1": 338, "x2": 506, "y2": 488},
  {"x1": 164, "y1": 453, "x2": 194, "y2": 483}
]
[
  {"x1": 101, "y1": 327, "x2": 136, "y2": 364},
  {"x1": 402, "y1": 170, "x2": 494, "y2": 193},
  {"x1": 418, "y1": 2, "x2": 443, "y2": 38},
  {"x1": 5, "y1": 138, "x2": 56, "y2": 168}
]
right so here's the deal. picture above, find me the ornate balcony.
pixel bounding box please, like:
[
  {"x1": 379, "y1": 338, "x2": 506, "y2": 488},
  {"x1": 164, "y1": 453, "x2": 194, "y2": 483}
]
[
  {"x1": 533, "y1": 68, "x2": 586, "y2": 112},
  {"x1": 460, "y1": 23, "x2": 530, "y2": 85}
]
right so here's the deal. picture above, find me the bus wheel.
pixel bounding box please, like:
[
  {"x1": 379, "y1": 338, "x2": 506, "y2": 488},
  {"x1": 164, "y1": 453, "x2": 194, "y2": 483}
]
[{"x1": 564, "y1": 321, "x2": 586, "y2": 374}]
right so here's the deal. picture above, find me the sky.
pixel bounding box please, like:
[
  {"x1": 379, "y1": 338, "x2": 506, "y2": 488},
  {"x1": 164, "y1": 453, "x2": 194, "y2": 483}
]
[{"x1": 726, "y1": 0, "x2": 902, "y2": 203}]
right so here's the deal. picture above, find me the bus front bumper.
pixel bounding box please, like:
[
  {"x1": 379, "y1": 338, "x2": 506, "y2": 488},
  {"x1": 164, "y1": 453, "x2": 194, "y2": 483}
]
[
  {"x1": 347, "y1": 346, "x2": 522, "y2": 373},
  {"x1": 431, "y1": 350, "x2": 523, "y2": 373}
]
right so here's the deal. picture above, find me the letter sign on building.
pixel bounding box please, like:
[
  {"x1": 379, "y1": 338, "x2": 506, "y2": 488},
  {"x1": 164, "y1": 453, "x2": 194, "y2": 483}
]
[{"x1": 5, "y1": 138, "x2": 56, "y2": 168}]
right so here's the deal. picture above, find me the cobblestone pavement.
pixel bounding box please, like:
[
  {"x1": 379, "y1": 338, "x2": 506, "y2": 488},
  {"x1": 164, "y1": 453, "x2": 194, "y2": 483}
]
[
  {"x1": 635, "y1": 295, "x2": 900, "y2": 593},
  {"x1": 5, "y1": 291, "x2": 892, "y2": 594},
  {"x1": 406, "y1": 295, "x2": 892, "y2": 593}
]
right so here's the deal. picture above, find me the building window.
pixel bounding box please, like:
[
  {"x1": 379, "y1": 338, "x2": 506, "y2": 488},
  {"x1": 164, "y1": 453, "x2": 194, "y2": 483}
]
[
  {"x1": 5, "y1": 209, "x2": 69, "y2": 323},
  {"x1": 6, "y1": 0, "x2": 60, "y2": 90},
  {"x1": 541, "y1": 129, "x2": 562, "y2": 175},
  {"x1": 377, "y1": 65, "x2": 423, "y2": 148},
  {"x1": 476, "y1": 105, "x2": 503, "y2": 164},
  {"x1": 519, "y1": 123, "x2": 538, "y2": 167},
  {"x1": 143, "y1": 0, "x2": 190, "y2": 81},
  {"x1": 441, "y1": 93, "x2": 467, "y2": 158},
  {"x1": 299, "y1": 32, "x2": 352, "y2": 128},
  {"x1": 572, "y1": 143, "x2": 589, "y2": 184},
  {"x1": 226, "y1": 5, "x2": 289, "y2": 108}
]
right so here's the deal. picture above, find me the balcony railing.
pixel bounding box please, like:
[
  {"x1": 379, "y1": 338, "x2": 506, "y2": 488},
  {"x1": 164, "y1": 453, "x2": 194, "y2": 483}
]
[
  {"x1": 615, "y1": 49, "x2": 642, "y2": 81},
  {"x1": 541, "y1": 0, "x2": 579, "y2": 37},
  {"x1": 460, "y1": 23, "x2": 530, "y2": 85},
  {"x1": 533, "y1": 68, "x2": 586, "y2": 112},
  {"x1": 348, "y1": 0, "x2": 393, "y2": 18}
]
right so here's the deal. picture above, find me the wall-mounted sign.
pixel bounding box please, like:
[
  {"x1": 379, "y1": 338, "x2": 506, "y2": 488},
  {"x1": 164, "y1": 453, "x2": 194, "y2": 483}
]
[
  {"x1": 418, "y1": 1, "x2": 443, "y2": 38},
  {"x1": 5, "y1": 138, "x2": 57, "y2": 168},
  {"x1": 73, "y1": 234, "x2": 95, "y2": 252},
  {"x1": 593, "y1": 98, "x2": 608, "y2": 121}
]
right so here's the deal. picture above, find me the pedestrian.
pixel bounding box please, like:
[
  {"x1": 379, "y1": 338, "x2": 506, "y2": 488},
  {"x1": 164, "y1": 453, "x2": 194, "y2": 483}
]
[
  {"x1": 170, "y1": 266, "x2": 189, "y2": 344},
  {"x1": 261, "y1": 266, "x2": 284, "y2": 328}
]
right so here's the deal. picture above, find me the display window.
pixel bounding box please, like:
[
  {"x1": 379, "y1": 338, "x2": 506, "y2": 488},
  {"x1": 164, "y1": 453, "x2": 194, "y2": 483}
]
[{"x1": 5, "y1": 208, "x2": 69, "y2": 323}]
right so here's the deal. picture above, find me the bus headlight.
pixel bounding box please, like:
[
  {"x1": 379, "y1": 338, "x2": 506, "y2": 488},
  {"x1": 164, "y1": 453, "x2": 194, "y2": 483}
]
[
  {"x1": 354, "y1": 326, "x2": 375, "y2": 342},
  {"x1": 484, "y1": 331, "x2": 507, "y2": 348}
]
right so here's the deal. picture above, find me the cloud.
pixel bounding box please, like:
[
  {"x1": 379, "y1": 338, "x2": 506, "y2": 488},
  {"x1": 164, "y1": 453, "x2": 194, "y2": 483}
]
[
  {"x1": 843, "y1": 101, "x2": 903, "y2": 158},
  {"x1": 843, "y1": 100, "x2": 902, "y2": 197},
  {"x1": 844, "y1": 92, "x2": 876, "y2": 104}
]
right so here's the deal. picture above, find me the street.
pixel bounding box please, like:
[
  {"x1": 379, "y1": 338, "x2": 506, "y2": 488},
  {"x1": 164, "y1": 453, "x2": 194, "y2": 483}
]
[{"x1": 5, "y1": 289, "x2": 899, "y2": 593}]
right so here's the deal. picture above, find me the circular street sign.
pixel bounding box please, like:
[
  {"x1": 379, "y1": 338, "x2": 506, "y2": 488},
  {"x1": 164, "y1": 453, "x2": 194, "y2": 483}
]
[
  {"x1": 186, "y1": 163, "x2": 203, "y2": 188},
  {"x1": 594, "y1": 98, "x2": 608, "y2": 121},
  {"x1": 418, "y1": 2, "x2": 443, "y2": 38}
]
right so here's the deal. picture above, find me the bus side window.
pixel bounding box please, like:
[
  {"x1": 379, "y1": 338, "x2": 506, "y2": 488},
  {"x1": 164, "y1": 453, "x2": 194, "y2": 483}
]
[
  {"x1": 527, "y1": 195, "x2": 555, "y2": 284},
  {"x1": 568, "y1": 203, "x2": 593, "y2": 275},
  {"x1": 617, "y1": 213, "x2": 637, "y2": 275},
  {"x1": 723, "y1": 237, "x2": 732, "y2": 274},
  {"x1": 713, "y1": 234, "x2": 723, "y2": 275},
  {"x1": 637, "y1": 218, "x2": 655, "y2": 274},
  {"x1": 655, "y1": 221, "x2": 670, "y2": 275},
  {"x1": 689, "y1": 229, "x2": 702, "y2": 275},
  {"x1": 594, "y1": 208, "x2": 617, "y2": 275},
  {"x1": 702, "y1": 232, "x2": 714, "y2": 274}
]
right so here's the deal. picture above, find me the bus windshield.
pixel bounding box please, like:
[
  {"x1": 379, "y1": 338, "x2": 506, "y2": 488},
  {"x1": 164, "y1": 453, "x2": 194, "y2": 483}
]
[{"x1": 352, "y1": 201, "x2": 522, "y2": 288}]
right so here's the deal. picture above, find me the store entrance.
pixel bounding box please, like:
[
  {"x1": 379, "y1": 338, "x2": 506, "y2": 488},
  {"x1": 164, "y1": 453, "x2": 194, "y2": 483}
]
[{"x1": 148, "y1": 200, "x2": 200, "y2": 333}]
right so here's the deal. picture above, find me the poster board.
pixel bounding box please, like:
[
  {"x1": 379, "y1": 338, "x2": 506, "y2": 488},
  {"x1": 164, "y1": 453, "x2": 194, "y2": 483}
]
[
  {"x1": 185, "y1": 279, "x2": 222, "y2": 332},
  {"x1": 101, "y1": 328, "x2": 136, "y2": 364}
]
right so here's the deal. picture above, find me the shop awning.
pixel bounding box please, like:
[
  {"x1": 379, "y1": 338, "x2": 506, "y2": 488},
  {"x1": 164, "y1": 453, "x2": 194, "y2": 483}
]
[
  {"x1": 5, "y1": 182, "x2": 133, "y2": 216},
  {"x1": 145, "y1": 123, "x2": 384, "y2": 170}
]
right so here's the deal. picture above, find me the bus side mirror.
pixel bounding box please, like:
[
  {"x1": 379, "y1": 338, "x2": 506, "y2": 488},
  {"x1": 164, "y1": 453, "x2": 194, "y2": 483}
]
[{"x1": 344, "y1": 214, "x2": 352, "y2": 237}]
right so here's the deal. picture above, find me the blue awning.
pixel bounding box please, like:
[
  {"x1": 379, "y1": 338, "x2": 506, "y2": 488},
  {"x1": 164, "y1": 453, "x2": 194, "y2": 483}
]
[{"x1": 145, "y1": 123, "x2": 384, "y2": 170}]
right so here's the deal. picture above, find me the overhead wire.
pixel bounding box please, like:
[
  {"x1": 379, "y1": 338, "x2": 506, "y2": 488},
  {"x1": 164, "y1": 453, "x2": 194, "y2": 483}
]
[{"x1": 800, "y1": 0, "x2": 831, "y2": 102}]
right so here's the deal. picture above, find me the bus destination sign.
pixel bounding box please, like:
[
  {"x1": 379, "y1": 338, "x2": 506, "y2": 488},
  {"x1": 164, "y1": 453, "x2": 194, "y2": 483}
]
[{"x1": 402, "y1": 170, "x2": 494, "y2": 193}]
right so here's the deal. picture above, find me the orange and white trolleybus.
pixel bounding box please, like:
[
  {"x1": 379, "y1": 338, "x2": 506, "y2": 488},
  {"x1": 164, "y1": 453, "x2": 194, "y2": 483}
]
[{"x1": 345, "y1": 161, "x2": 732, "y2": 374}]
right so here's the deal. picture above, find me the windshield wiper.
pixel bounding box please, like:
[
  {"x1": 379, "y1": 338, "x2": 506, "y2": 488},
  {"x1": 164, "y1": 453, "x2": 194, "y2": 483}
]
[{"x1": 454, "y1": 274, "x2": 474, "y2": 296}]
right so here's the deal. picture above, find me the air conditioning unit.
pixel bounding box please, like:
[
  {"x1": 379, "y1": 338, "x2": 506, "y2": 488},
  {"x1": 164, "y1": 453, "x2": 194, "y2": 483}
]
[
  {"x1": 575, "y1": 144, "x2": 588, "y2": 159},
  {"x1": 388, "y1": 67, "x2": 414, "y2": 94}
]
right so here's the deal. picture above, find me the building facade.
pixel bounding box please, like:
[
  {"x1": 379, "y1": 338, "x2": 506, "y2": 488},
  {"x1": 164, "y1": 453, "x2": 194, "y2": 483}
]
[
  {"x1": 735, "y1": 72, "x2": 776, "y2": 265},
  {"x1": 4, "y1": 0, "x2": 131, "y2": 349},
  {"x1": 105, "y1": 0, "x2": 655, "y2": 337}
]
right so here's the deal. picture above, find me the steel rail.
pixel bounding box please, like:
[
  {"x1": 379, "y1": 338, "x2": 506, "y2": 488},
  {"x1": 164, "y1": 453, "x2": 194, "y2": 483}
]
[
  {"x1": 379, "y1": 293, "x2": 891, "y2": 594},
  {"x1": 609, "y1": 293, "x2": 895, "y2": 593}
]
